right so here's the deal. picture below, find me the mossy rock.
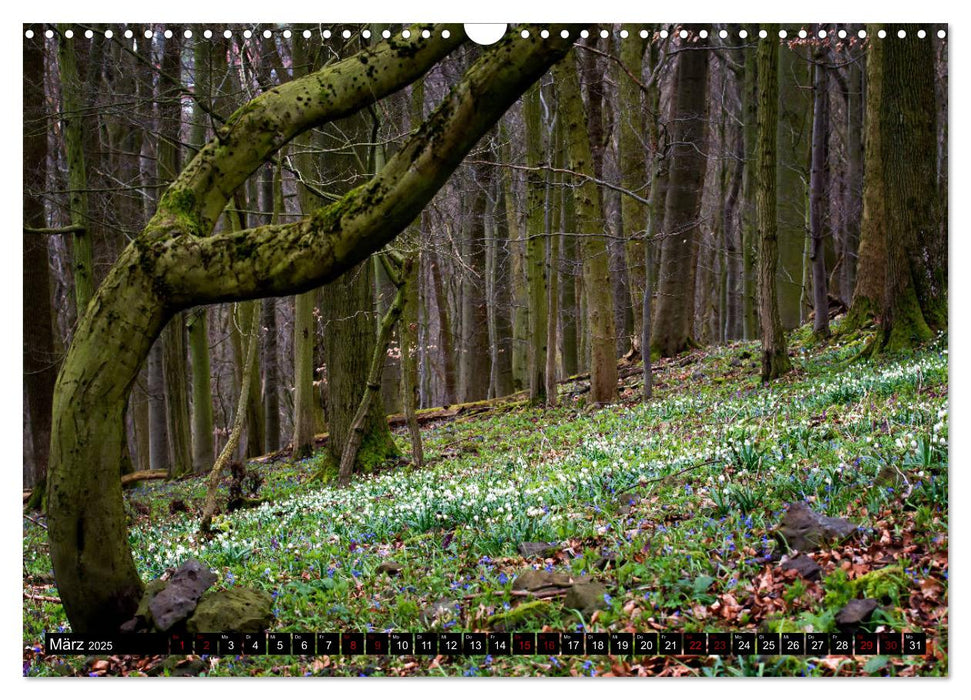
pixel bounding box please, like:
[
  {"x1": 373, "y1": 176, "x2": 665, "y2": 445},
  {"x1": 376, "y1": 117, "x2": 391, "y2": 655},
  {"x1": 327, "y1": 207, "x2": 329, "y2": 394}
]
[
  {"x1": 186, "y1": 588, "x2": 274, "y2": 633},
  {"x1": 488, "y1": 600, "x2": 553, "y2": 632},
  {"x1": 563, "y1": 582, "x2": 609, "y2": 616}
]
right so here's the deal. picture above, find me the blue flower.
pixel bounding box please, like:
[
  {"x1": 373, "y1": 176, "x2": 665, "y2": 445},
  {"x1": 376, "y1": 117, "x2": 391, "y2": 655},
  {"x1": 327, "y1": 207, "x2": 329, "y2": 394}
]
[{"x1": 498, "y1": 573, "x2": 508, "y2": 585}]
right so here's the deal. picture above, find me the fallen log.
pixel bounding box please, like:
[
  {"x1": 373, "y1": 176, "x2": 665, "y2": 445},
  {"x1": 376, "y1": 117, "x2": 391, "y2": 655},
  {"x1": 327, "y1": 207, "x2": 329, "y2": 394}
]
[{"x1": 120, "y1": 470, "x2": 169, "y2": 487}]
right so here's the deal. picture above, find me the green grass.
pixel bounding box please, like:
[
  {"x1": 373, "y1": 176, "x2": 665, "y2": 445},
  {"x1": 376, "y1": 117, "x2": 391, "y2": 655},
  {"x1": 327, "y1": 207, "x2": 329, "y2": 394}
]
[{"x1": 23, "y1": 329, "x2": 948, "y2": 677}]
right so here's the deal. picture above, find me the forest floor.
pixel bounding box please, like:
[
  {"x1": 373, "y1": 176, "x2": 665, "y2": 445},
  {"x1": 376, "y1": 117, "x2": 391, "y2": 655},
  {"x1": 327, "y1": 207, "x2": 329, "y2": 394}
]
[{"x1": 23, "y1": 321, "x2": 949, "y2": 677}]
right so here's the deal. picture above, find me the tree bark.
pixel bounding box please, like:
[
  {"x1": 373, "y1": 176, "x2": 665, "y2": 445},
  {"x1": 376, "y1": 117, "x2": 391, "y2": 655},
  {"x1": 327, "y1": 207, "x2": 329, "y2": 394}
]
[
  {"x1": 199, "y1": 304, "x2": 260, "y2": 533},
  {"x1": 554, "y1": 50, "x2": 618, "y2": 404},
  {"x1": 652, "y1": 36, "x2": 709, "y2": 358},
  {"x1": 756, "y1": 28, "x2": 793, "y2": 382},
  {"x1": 877, "y1": 24, "x2": 945, "y2": 350},
  {"x1": 618, "y1": 29, "x2": 649, "y2": 355},
  {"x1": 809, "y1": 37, "x2": 831, "y2": 338},
  {"x1": 338, "y1": 257, "x2": 413, "y2": 485},
  {"x1": 776, "y1": 41, "x2": 812, "y2": 329},
  {"x1": 524, "y1": 85, "x2": 549, "y2": 403},
  {"x1": 46, "y1": 26, "x2": 577, "y2": 633},
  {"x1": 261, "y1": 165, "x2": 282, "y2": 453},
  {"x1": 24, "y1": 33, "x2": 57, "y2": 497},
  {"x1": 57, "y1": 25, "x2": 95, "y2": 316}
]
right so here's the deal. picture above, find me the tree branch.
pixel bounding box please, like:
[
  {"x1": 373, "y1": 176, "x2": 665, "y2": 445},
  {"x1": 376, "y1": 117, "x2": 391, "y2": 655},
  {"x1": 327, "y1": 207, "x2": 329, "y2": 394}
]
[{"x1": 162, "y1": 27, "x2": 581, "y2": 308}]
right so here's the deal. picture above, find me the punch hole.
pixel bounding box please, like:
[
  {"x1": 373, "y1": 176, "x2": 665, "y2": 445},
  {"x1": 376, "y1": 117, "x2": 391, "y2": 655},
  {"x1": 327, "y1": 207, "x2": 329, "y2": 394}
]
[
  {"x1": 104, "y1": 29, "x2": 113, "y2": 38},
  {"x1": 464, "y1": 24, "x2": 507, "y2": 45}
]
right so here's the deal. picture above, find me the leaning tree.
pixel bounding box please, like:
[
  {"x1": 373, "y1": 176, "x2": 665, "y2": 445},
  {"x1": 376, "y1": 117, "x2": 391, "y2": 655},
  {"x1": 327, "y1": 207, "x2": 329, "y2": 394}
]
[{"x1": 45, "y1": 24, "x2": 578, "y2": 634}]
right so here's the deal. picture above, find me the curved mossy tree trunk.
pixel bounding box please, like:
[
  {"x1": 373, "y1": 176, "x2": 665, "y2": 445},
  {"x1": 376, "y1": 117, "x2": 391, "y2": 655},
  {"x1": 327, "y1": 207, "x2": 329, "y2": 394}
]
[
  {"x1": 756, "y1": 27, "x2": 792, "y2": 382},
  {"x1": 46, "y1": 26, "x2": 577, "y2": 634}
]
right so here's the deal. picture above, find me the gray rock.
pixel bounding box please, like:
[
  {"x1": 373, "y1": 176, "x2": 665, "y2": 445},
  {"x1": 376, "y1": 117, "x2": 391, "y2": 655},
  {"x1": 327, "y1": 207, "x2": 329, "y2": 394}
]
[
  {"x1": 186, "y1": 588, "x2": 274, "y2": 633},
  {"x1": 518, "y1": 542, "x2": 559, "y2": 558},
  {"x1": 120, "y1": 579, "x2": 168, "y2": 632},
  {"x1": 836, "y1": 598, "x2": 879, "y2": 628},
  {"x1": 782, "y1": 554, "x2": 822, "y2": 580},
  {"x1": 564, "y1": 582, "x2": 609, "y2": 616},
  {"x1": 148, "y1": 559, "x2": 217, "y2": 631},
  {"x1": 776, "y1": 502, "x2": 858, "y2": 552}
]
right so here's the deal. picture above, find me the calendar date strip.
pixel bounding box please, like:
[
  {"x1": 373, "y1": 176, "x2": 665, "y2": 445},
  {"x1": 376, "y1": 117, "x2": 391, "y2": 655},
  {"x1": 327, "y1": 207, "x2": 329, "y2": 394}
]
[{"x1": 44, "y1": 631, "x2": 927, "y2": 657}]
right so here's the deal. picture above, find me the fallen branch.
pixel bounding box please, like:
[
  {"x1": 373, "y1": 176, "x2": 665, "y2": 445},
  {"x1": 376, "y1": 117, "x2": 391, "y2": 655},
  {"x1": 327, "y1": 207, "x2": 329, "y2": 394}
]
[
  {"x1": 23, "y1": 513, "x2": 47, "y2": 529},
  {"x1": 23, "y1": 224, "x2": 85, "y2": 235},
  {"x1": 24, "y1": 592, "x2": 61, "y2": 604},
  {"x1": 616, "y1": 458, "x2": 721, "y2": 496},
  {"x1": 121, "y1": 470, "x2": 169, "y2": 487}
]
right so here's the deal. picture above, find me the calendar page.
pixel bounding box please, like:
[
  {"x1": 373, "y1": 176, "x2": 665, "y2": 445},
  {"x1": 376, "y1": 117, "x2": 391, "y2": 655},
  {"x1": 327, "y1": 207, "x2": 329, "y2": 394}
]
[{"x1": 22, "y1": 21, "x2": 948, "y2": 679}]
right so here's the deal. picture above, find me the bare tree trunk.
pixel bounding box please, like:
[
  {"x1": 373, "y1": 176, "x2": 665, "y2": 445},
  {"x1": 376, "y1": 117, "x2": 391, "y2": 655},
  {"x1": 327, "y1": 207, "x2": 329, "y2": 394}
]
[
  {"x1": 56, "y1": 25, "x2": 95, "y2": 315},
  {"x1": 524, "y1": 85, "x2": 549, "y2": 403},
  {"x1": 261, "y1": 165, "x2": 282, "y2": 453},
  {"x1": 877, "y1": 24, "x2": 945, "y2": 350},
  {"x1": 199, "y1": 305, "x2": 260, "y2": 533},
  {"x1": 757, "y1": 27, "x2": 793, "y2": 382},
  {"x1": 652, "y1": 35, "x2": 709, "y2": 358},
  {"x1": 618, "y1": 27, "x2": 649, "y2": 354},
  {"x1": 810, "y1": 37, "x2": 831, "y2": 338},
  {"x1": 400, "y1": 255, "x2": 424, "y2": 468},
  {"x1": 554, "y1": 50, "x2": 618, "y2": 404},
  {"x1": 24, "y1": 34, "x2": 57, "y2": 497},
  {"x1": 338, "y1": 257, "x2": 413, "y2": 485}
]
